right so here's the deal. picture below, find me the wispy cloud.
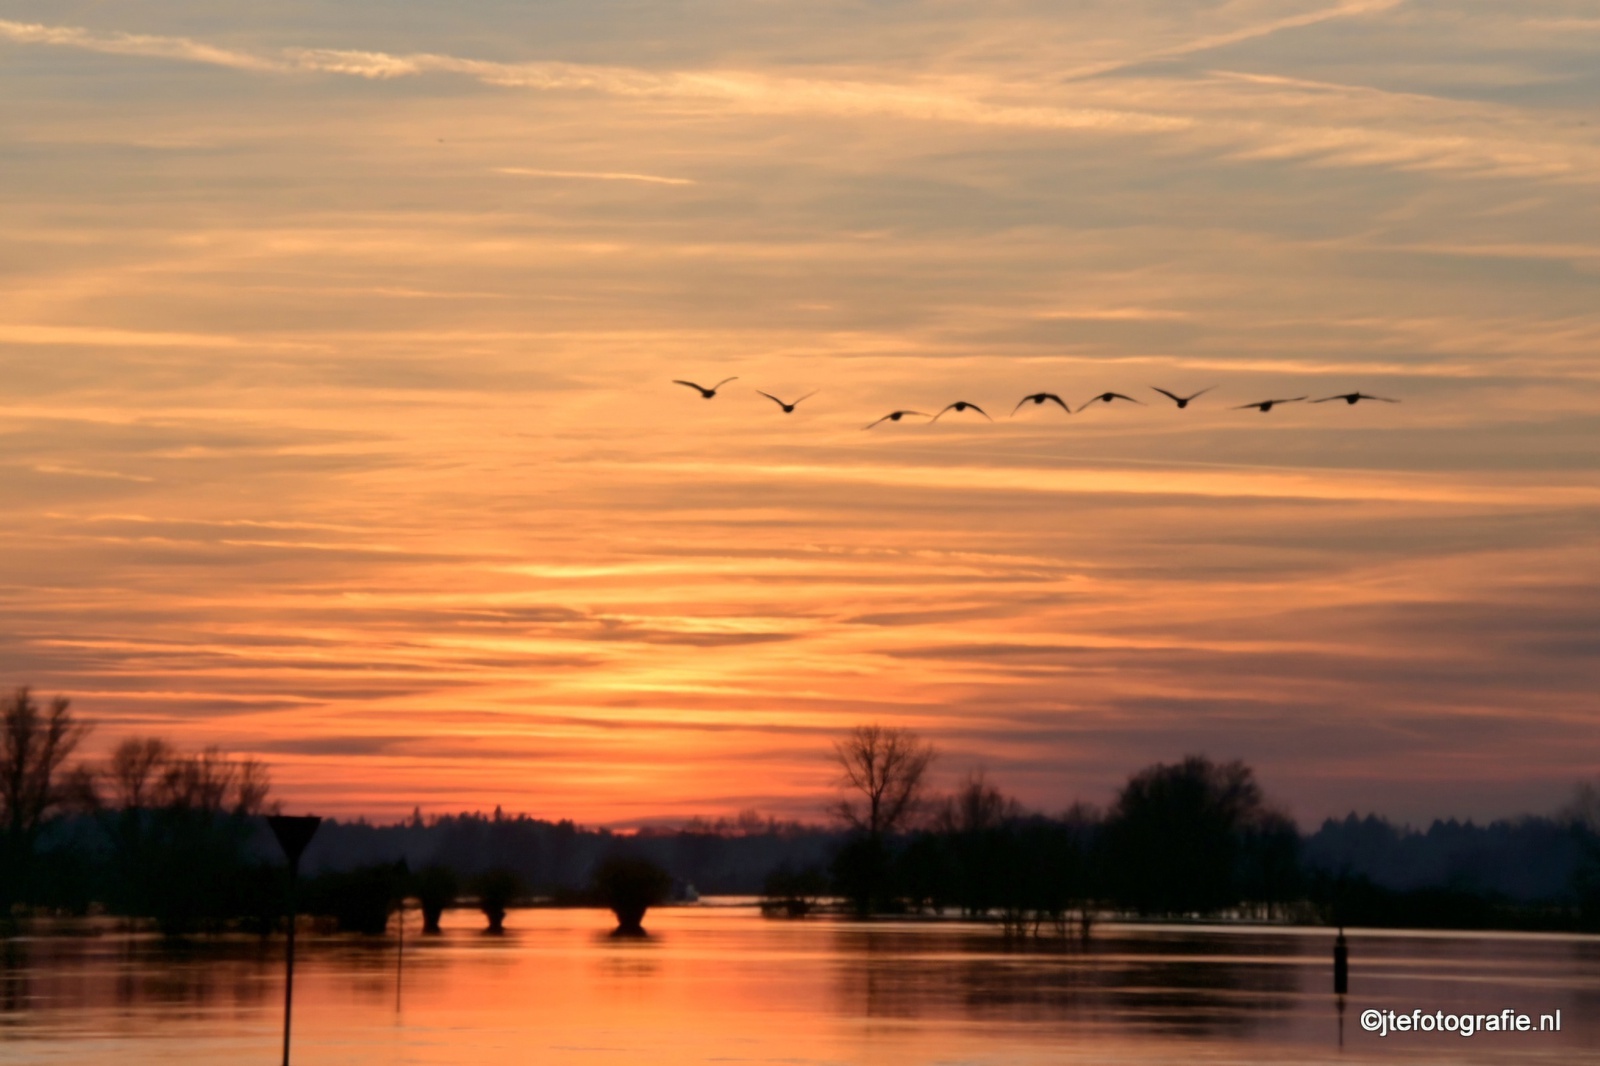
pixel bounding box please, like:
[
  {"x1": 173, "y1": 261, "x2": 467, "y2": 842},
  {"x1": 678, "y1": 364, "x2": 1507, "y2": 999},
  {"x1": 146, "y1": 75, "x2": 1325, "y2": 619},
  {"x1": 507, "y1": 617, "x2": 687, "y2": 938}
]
[
  {"x1": 27, "y1": 464, "x2": 155, "y2": 483},
  {"x1": 496, "y1": 167, "x2": 695, "y2": 186},
  {"x1": 1034, "y1": 307, "x2": 1191, "y2": 321},
  {"x1": 1061, "y1": 0, "x2": 1408, "y2": 80},
  {"x1": 622, "y1": 459, "x2": 1600, "y2": 508},
  {"x1": 0, "y1": 19, "x2": 284, "y2": 72},
  {"x1": 9, "y1": 15, "x2": 1597, "y2": 185},
  {"x1": 3, "y1": 19, "x2": 1185, "y2": 134},
  {"x1": 0, "y1": 324, "x2": 254, "y2": 348}
]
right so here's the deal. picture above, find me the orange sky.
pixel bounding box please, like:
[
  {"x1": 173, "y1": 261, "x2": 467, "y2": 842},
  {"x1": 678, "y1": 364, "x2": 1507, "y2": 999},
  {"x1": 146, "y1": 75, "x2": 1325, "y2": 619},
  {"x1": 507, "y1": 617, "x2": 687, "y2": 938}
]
[{"x1": 2, "y1": 2, "x2": 1597, "y2": 826}]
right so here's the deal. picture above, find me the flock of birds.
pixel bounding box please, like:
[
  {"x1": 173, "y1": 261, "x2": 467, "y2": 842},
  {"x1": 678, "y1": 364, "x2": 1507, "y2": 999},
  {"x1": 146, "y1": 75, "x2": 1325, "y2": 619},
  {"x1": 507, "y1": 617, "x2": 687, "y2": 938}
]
[{"x1": 672, "y1": 378, "x2": 1398, "y2": 428}]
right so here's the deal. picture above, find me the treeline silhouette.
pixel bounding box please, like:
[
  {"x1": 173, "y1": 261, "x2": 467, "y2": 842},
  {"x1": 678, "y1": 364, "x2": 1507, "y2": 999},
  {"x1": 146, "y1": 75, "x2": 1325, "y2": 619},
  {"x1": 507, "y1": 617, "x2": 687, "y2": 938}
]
[
  {"x1": 815, "y1": 755, "x2": 1304, "y2": 933},
  {"x1": 5, "y1": 689, "x2": 1598, "y2": 936},
  {"x1": 813, "y1": 727, "x2": 1600, "y2": 933},
  {"x1": 1, "y1": 690, "x2": 286, "y2": 936},
  {"x1": 807, "y1": 773, "x2": 1600, "y2": 934}
]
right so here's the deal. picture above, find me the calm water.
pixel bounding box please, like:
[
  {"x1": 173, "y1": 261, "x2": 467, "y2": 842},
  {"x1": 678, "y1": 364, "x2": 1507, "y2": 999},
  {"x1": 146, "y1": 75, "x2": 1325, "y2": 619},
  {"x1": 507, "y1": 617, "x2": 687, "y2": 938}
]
[{"x1": 3, "y1": 906, "x2": 1596, "y2": 1064}]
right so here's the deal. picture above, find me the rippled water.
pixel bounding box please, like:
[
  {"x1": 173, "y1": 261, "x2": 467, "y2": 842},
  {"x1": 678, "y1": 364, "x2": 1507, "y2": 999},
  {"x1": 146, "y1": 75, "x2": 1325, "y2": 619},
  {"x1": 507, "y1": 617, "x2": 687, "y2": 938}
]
[{"x1": 3, "y1": 907, "x2": 1596, "y2": 1064}]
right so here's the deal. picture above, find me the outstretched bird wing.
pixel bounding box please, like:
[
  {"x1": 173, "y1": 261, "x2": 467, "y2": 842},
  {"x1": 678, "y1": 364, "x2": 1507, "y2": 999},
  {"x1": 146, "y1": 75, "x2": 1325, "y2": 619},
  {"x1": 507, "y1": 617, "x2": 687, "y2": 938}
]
[
  {"x1": 933, "y1": 402, "x2": 992, "y2": 422},
  {"x1": 864, "y1": 411, "x2": 917, "y2": 429},
  {"x1": 1084, "y1": 393, "x2": 1142, "y2": 410},
  {"x1": 756, "y1": 390, "x2": 786, "y2": 408},
  {"x1": 712, "y1": 377, "x2": 738, "y2": 390},
  {"x1": 1017, "y1": 392, "x2": 1071, "y2": 414},
  {"x1": 672, "y1": 379, "x2": 705, "y2": 391},
  {"x1": 1151, "y1": 387, "x2": 1182, "y2": 404}
]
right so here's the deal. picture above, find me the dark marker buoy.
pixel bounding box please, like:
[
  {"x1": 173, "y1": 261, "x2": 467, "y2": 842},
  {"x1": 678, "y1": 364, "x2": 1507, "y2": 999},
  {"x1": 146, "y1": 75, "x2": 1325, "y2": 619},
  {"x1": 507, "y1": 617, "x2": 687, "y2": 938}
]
[{"x1": 1334, "y1": 928, "x2": 1349, "y2": 995}]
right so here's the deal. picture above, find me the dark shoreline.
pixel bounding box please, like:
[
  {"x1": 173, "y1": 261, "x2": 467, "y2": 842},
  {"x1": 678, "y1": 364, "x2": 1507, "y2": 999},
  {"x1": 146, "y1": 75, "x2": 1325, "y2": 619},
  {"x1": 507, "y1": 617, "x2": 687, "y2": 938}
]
[{"x1": 8, "y1": 900, "x2": 1599, "y2": 941}]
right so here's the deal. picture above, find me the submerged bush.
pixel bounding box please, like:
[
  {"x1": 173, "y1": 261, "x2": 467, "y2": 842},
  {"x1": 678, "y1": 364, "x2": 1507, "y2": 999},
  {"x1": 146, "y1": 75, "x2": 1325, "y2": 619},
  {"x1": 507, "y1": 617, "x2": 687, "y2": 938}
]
[{"x1": 592, "y1": 856, "x2": 671, "y2": 934}]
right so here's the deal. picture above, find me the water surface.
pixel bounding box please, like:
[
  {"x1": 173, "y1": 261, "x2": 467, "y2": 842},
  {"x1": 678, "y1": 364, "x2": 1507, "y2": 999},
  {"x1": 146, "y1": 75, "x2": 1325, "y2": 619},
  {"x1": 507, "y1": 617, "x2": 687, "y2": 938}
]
[{"x1": 3, "y1": 907, "x2": 1596, "y2": 1064}]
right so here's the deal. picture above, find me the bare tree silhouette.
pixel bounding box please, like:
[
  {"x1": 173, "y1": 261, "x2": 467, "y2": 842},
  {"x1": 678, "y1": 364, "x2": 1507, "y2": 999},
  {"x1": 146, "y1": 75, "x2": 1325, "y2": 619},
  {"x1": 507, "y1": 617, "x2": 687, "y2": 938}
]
[
  {"x1": 108, "y1": 737, "x2": 171, "y2": 809},
  {"x1": 831, "y1": 724, "x2": 936, "y2": 839},
  {"x1": 934, "y1": 771, "x2": 1020, "y2": 835},
  {"x1": 1, "y1": 688, "x2": 91, "y2": 910},
  {"x1": 94, "y1": 738, "x2": 277, "y2": 935}
]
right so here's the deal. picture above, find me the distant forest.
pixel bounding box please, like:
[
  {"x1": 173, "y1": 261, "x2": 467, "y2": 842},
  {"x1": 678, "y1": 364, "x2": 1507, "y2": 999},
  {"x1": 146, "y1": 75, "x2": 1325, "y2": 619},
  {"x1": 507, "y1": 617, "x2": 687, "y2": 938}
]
[
  {"x1": 5, "y1": 689, "x2": 1599, "y2": 937},
  {"x1": 288, "y1": 806, "x2": 1598, "y2": 907}
]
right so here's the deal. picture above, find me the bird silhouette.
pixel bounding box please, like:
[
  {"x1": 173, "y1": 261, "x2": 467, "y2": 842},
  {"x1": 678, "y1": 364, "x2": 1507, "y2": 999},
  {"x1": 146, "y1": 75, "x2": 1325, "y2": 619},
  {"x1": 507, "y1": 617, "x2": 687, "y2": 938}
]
[
  {"x1": 864, "y1": 410, "x2": 930, "y2": 429},
  {"x1": 932, "y1": 401, "x2": 992, "y2": 423},
  {"x1": 1234, "y1": 397, "x2": 1306, "y2": 412},
  {"x1": 1314, "y1": 392, "x2": 1399, "y2": 405},
  {"x1": 757, "y1": 390, "x2": 818, "y2": 413},
  {"x1": 1078, "y1": 392, "x2": 1145, "y2": 412},
  {"x1": 1012, "y1": 392, "x2": 1072, "y2": 416},
  {"x1": 673, "y1": 377, "x2": 738, "y2": 398},
  {"x1": 1150, "y1": 386, "x2": 1215, "y2": 409}
]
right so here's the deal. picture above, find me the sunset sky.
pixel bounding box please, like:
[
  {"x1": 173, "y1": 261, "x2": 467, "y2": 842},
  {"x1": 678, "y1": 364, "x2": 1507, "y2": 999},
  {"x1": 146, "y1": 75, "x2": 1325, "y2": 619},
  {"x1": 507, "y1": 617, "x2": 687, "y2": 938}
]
[{"x1": 3, "y1": 1, "x2": 1597, "y2": 828}]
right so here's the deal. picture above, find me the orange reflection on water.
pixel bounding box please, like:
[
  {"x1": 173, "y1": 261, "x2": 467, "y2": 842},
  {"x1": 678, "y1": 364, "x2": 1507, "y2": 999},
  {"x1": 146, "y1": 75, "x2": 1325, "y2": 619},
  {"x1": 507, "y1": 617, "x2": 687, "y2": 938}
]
[{"x1": 5, "y1": 909, "x2": 1600, "y2": 1065}]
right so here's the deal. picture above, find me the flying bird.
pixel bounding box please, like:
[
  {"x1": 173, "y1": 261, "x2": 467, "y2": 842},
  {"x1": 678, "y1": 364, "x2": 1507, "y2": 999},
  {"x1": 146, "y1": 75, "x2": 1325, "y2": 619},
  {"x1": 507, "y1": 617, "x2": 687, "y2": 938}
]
[
  {"x1": 1314, "y1": 392, "x2": 1399, "y2": 405},
  {"x1": 1012, "y1": 392, "x2": 1072, "y2": 416},
  {"x1": 864, "y1": 410, "x2": 930, "y2": 429},
  {"x1": 673, "y1": 377, "x2": 738, "y2": 398},
  {"x1": 932, "y1": 401, "x2": 993, "y2": 422},
  {"x1": 1150, "y1": 386, "x2": 1216, "y2": 409},
  {"x1": 1234, "y1": 397, "x2": 1306, "y2": 412},
  {"x1": 757, "y1": 390, "x2": 817, "y2": 413},
  {"x1": 1078, "y1": 392, "x2": 1145, "y2": 412}
]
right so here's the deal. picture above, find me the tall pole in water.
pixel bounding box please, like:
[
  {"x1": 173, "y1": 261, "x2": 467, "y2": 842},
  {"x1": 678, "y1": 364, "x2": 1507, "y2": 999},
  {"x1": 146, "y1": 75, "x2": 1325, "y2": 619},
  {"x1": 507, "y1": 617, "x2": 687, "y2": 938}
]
[
  {"x1": 268, "y1": 815, "x2": 323, "y2": 1066},
  {"x1": 395, "y1": 893, "x2": 405, "y2": 1012},
  {"x1": 1334, "y1": 926, "x2": 1349, "y2": 1048},
  {"x1": 394, "y1": 857, "x2": 409, "y2": 1013},
  {"x1": 1334, "y1": 927, "x2": 1349, "y2": 994}
]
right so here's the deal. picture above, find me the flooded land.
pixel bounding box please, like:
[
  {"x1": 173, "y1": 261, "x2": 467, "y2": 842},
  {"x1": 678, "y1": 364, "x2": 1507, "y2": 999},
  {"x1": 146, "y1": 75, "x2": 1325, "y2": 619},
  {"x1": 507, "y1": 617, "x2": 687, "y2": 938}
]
[{"x1": 3, "y1": 907, "x2": 1597, "y2": 1065}]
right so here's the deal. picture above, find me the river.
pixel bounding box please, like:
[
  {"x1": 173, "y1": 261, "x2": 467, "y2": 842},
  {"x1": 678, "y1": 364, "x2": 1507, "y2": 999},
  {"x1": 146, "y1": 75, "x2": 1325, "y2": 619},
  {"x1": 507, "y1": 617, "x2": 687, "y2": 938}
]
[{"x1": 3, "y1": 906, "x2": 1596, "y2": 1064}]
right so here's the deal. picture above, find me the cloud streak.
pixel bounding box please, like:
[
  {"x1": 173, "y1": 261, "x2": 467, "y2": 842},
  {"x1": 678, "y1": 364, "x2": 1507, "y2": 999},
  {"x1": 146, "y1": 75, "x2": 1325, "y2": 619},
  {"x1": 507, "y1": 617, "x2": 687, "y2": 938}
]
[
  {"x1": 1, "y1": 19, "x2": 1185, "y2": 134},
  {"x1": 1061, "y1": 0, "x2": 1408, "y2": 80},
  {"x1": 10, "y1": 13, "x2": 1599, "y2": 188},
  {"x1": 496, "y1": 167, "x2": 695, "y2": 186},
  {"x1": 0, "y1": 19, "x2": 284, "y2": 72}
]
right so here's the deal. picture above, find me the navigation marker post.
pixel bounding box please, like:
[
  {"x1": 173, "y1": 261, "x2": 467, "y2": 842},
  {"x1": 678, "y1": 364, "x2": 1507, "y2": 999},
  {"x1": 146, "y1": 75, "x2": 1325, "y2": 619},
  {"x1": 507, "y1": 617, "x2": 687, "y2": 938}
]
[{"x1": 268, "y1": 814, "x2": 323, "y2": 1066}]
